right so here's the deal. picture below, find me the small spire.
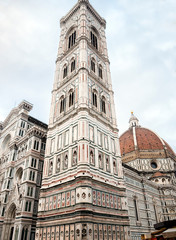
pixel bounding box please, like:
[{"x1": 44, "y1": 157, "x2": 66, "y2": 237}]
[{"x1": 129, "y1": 112, "x2": 139, "y2": 128}]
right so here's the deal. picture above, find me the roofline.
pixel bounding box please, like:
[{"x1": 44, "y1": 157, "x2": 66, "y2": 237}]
[{"x1": 60, "y1": 0, "x2": 106, "y2": 28}]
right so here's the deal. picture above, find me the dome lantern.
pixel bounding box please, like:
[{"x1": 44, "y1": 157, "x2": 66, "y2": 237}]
[{"x1": 129, "y1": 112, "x2": 139, "y2": 128}]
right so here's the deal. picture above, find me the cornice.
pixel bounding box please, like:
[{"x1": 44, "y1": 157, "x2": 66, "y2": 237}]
[{"x1": 60, "y1": 0, "x2": 106, "y2": 28}]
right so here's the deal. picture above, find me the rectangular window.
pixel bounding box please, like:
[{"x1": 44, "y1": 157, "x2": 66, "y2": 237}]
[
  {"x1": 27, "y1": 187, "x2": 33, "y2": 197},
  {"x1": 33, "y1": 140, "x2": 39, "y2": 151},
  {"x1": 31, "y1": 158, "x2": 37, "y2": 168},
  {"x1": 2, "y1": 207, "x2": 5, "y2": 216},
  {"x1": 20, "y1": 120, "x2": 25, "y2": 128},
  {"x1": 32, "y1": 172, "x2": 35, "y2": 181},
  {"x1": 7, "y1": 180, "x2": 10, "y2": 189},
  {"x1": 4, "y1": 194, "x2": 8, "y2": 203},
  {"x1": 25, "y1": 201, "x2": 32, "y2": 212},
  {"x1": 9, "y1": 168, "x2": 13, "y2": 177},
  {"x1": 41, "y1": 142, "x2": 46, "y2": 151},
  {"x1": 29, "y1": 171, "x2": 35, "y2": 181},
  {"x1": 19, "y1": 129, "x2": 24, "y2": 137}
]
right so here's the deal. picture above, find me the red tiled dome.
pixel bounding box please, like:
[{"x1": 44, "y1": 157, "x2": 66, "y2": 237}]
[{"x1": 120, "y1": 127, "x2": 175, "y2": 156}]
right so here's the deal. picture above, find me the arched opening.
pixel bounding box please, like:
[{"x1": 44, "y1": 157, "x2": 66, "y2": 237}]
[
  {"x1": 101, "y1": 96, "x2": 106, "y2": 114},
  {"x1": 69, "y1": 90, "x2": 74, "y2": 107},
  {"x1": 3, "y1": 203, "x2": 17, "y2": 240},
  {"x1": 2, "y1": 134, "x2": 11, "y2": 152},
  {"x1": 92, "y1": 90, "x2": 97, "y2": 108},
  {"x1": 21, "y1": 226, "x2": 28, "y2": 240},
  {"x1": 71, "y1": 59, "x2": 76, "y2": 72},
  {"x1": 60, "y1": 95, "x2": 66, "y2": 113},
  {"x1": 91, "y1": 58, "x2": 96, "y2": 73},
  {"x1": 15, "y1": 167, "x2": 23, "y2": 184}
]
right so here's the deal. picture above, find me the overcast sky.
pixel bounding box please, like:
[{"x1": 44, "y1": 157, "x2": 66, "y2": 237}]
[{"x1": 0, "y1": 0, "x2": 176, "y2": 151}]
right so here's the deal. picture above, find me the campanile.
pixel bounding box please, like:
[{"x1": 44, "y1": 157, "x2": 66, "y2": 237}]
[{"x1": 36, "y1": 0, "x2": 130, "y2": 239}]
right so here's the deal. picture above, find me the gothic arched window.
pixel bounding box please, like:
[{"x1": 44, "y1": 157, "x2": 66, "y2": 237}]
[
  {"x1": 91, "y1": 59, "x2": 96, "y2": 73},
  {"x1": 71, "y1": 59, "x2": 76, "y2": 72},
  {"x1": 69, "y1": 91, "x2": 74, "y2": 107},
  {"x1": 63, "y1": 65, "x2": 68, "y2": 79},
  {"x1": 99, "y1": 65, "x2": 103, "y2": 79},
  {"x1": 68, "y1": 31, "x2": 76, "y2": 49},
  {"x1": 92, "y1": 91, "x2": 97, "y2": 108},
  {"x1": 90, "y1": 31, "x2": 98, "y2": 49},
  {"x1": 60, "y1": 96, "x2": 65, "y2": 113},
  {"x1": 101, "y1": 96, "x2": 106, "y2": 114}
]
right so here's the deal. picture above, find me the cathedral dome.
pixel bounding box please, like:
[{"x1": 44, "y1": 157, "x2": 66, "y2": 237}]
[{"x1": 120, "y1": 113, "x2": 175, "y2": 161}]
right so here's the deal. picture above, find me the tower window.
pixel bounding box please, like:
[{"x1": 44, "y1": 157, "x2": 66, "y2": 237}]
[
  {"x1": 90, "y1": 31, "x2": 98, "y2": 49},
  {"x1": 68, "y1": 31, "x2": 76, "y2": 49},
  {"x1": 69, "y1": 91, "x2": 74, "y2": 107},
  {"x1": 60, "y1": 97, "x2": 65, "y2": 113},
  {"x1": 63, "y1": 66, "x2": 68, "y2": 79},
  {"x1": 71, "y1": 60, "x2": 76, "y2": 72},
  {"x1": 91, "y1": 60, "x2": 95, "y2": 72},
  {"x1": 99, "y1": 66, "x2": 103, "y2": 79},
  {"x1": 25, "y1": 201, "x2": 32, "y2": 212},
  {"x1": 101, "y1": 97, "x2": 106, "y2": 114},
  {"x1": 33, "y1": 140, "x2": 39, "y2": 151},
  {"x1": 92, "y1": 92, "x2": 97, "y2": 107}
]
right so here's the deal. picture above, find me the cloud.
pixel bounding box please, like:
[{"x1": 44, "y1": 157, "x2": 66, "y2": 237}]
[{"x1": 0, "y1": 0, "x2": 175, "y2": 151}]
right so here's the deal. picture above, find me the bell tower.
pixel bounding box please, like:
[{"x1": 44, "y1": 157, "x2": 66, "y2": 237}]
[{"x1": 36, "y1": 0, "x2": 130, "y2": 239}]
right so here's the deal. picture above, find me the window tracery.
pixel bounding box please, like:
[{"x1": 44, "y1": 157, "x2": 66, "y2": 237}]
[
  {"x1": 101, "y1": 96, "x2": 106, "y2": 114},
  {"x1": 92, "y1": 91, "x2": 97, "y2": 107},
  {"x1": 68, "y1": 31, "x2": 76, "y2": 49},
  {"x1": 91, "y1": 59, "x2": 96, "y2": 72},
  {"x1": 71, "y1": 59, "x2": 76, "y2": 72},
  {"x1": 63, "y1": 65, "x2": 68, "y2": 79},
  {"x1": 60, "y1": 96, "x2": 65, "y2": 113},
  {"x1": 99, "y1": 65, "x2": 103, "y2": 79},
  {"x1": 90, "y1": 31, "x2": 98, "y2": 49},
  {"x1": 69, "y1": 91, "x2": 74, "y2": 107}
]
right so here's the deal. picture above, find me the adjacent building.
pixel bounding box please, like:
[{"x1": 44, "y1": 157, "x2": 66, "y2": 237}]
[
  {"x1": 0, "y1": 101, "x2": 47, "y2": 240},
  {"x1": 120, "y1": 113, "x2": 176, "y2": 239}
]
